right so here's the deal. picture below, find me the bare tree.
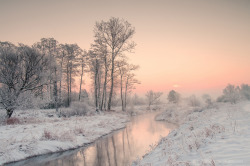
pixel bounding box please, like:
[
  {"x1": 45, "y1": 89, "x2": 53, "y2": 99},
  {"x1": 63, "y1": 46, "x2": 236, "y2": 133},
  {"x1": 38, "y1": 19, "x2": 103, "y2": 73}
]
[
  {"x1": 88, "y1": 49, "x2": 102, "y2": 112},
  {"x1": 94, "y1": 17, "x2": 136, "y2": 110},
  {"x1": 63, "y1": 44, "x2": 81, "y2": 106},
  {"x1": 0, "y1": 42, "x2": 49, "y2": 118},
  {"x1": 79, "y1": 50, "x2": 88, "y2": 101},
  {"x1": 124, "y1": 64, "x2": 140, "y2": 110},
  {"x1": 57, "y1": 44, "x2": 67, "y2": 105},
  {"x1": 117, "y1": 60, "x2": 140, "y2": 111},
  {"x1": 117, "y1": 59, "x2": 128, "y2": 112},
  {"x1": 91, "y1": 40, "x2": 111, "y2": 111},
  {"x1": 145, "y1": 90, "x2": 163, "y2": 109}
]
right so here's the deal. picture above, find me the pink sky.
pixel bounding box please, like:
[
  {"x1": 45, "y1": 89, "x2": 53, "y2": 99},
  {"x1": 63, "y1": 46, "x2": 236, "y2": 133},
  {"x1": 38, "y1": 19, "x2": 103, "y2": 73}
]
[{"x1": 1, "y1": 0, "x2": 250, "y2": 97}]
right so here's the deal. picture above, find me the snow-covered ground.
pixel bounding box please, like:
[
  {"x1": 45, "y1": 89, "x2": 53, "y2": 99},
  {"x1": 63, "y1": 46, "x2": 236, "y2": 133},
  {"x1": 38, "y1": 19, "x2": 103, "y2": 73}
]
[
  {"x1": 0, "y1": 109, "x2": 129, "y2": 165},
  {"x1": 134, "y1": 101, "x2": 250, "y2": 166}
]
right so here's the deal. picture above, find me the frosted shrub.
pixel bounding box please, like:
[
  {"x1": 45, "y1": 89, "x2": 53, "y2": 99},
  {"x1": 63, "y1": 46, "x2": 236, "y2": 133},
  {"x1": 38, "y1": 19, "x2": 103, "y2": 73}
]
[
  {"x1": 188, "y1": 95, "x2": 201, "y2": 107},
  {"x1": 43, "y1": 129, "x2": 54, "y2": 140},
  {"x1": 42, "y1": 129, "x2": 75, "y2": 141},
  {"x1": 6, "y1": 117, "x2": 20, "y2": 125},
  {"x1": 60, "y1": 102, "x2": 91, "y2": 117},
  {"x1": 34, "y1": 91, "x2": 55, "y2": 109}
]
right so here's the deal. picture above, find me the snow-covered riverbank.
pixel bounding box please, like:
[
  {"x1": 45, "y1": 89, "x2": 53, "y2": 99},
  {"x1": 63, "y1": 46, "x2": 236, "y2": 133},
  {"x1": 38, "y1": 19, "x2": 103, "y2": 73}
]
[
  {"x1": 0, "y1": 109, "x2": 129, "y2": 165},
  {"x1": 134, "y1": 101, "x2": 250, "y2": 165}
]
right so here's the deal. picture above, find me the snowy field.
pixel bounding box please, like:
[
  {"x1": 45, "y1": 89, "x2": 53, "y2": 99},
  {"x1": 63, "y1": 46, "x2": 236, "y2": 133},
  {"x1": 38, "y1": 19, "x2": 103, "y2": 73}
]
[
  {"x1": 0, "y1": 109, "x2": 129, "y2": 165},
  {"x1": 134, "y1": 101, "x2": 250, "y2": 166}
]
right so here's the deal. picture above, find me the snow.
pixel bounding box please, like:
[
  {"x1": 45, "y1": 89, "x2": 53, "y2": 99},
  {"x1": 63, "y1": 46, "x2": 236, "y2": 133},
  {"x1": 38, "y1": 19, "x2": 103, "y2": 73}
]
[
  {"x1": 0, "y1": 109, "x2": 129, "y2": 165},
  {"x1": 134, "y1": 101, "x2": 250, "y2": 166}
]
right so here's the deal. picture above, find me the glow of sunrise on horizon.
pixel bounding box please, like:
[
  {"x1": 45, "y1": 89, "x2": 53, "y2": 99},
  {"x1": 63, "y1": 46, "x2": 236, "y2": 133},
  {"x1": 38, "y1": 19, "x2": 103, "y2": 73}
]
[{"x1": 0, "y1": 0, "x2": 250, "y2": 97}]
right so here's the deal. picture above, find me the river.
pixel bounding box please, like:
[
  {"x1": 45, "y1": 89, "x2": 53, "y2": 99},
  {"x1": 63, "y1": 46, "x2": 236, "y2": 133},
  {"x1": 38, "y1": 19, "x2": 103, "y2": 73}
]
[{"x1": 6, "y1": 111, "x2": 171, "y2": 166}]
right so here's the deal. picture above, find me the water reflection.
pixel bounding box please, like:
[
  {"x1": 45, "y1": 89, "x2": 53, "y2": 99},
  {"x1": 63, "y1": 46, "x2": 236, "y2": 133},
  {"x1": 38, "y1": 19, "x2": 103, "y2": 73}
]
[{"x1": 7, "y1": 112, "x2": 171, "y2": 166}]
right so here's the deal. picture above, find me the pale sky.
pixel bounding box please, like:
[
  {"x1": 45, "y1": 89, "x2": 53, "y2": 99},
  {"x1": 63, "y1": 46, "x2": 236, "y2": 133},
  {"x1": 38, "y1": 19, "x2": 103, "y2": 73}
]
[{"x1": 1, "y1": 0, "x2": 250, "y2": 97}]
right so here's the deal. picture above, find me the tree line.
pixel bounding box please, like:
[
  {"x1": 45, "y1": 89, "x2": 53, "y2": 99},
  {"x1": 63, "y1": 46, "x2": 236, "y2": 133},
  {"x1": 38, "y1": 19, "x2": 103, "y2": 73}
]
[{"x1": 0, "y1": 17, "x2": 139, "y2": 118}]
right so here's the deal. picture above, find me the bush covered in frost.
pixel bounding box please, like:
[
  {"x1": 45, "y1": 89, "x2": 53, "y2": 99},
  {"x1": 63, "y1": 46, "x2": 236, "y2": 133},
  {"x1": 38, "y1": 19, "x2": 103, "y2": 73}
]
[
  {"x1": 187, "y1": 95, "x2": 201, "y2": 107},
  {"x1": 60, "y1": 101, "x2": 91, "y2": 117}
]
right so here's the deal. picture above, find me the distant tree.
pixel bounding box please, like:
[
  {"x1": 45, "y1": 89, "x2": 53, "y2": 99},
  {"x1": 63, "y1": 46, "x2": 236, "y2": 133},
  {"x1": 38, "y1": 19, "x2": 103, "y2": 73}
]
[
  {"x1": 78, "y1": 50, "x2": 88, "y2": 101},
  {"x1": 124, "y1": 64, "x2": 140, "y2": 110},
  {"x1": 94, "y1": 17, "x2": 136, "y2": 110},
  {"x1": 145, "y1": 90, "x2": 163, "y2": 109},
  {"x1": 132, "y1": 94, "x2": 145, "y2": 105},
  {"x1": 240, "y1": 84, "x2": 250, "y2": 100},
  {"x1": 80, "y1": 89, "x2": 89, "y2": 102},
  {"x1": 117, "y1": 59, "x2": 128, "y2": 112},
  {"x1": 117, "y1": 60, "x2": 140, "y2": 111},
  {"x1": 0, "y1": 42, "x2": 49, "y2": 118},
  {"x1": 222, "y1": 84, "x2": 240, "y2": 104},
  {"x1": 167, "y1": 90, "x2": 180, "y2": 104},
  {"x1": 202, "y1": 94, "x2": 212, "y2": 107},
  {"x1": 188, "y1": 95, "x2": 201, "y2": 107}
]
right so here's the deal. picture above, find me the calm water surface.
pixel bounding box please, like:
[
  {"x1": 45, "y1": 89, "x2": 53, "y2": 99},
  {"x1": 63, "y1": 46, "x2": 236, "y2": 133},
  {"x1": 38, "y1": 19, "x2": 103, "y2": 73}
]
[{"x1": 6, "y1": 111, "x2": 171, "y2": 166}]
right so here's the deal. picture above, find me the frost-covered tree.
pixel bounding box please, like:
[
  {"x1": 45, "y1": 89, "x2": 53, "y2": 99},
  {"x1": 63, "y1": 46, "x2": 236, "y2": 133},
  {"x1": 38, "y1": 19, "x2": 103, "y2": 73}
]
[
  {"x1": 94, "y1": 17, "x2": 136, "y2": 110},
  {"x1": 33, "y1": 38, "x2": 58, "y2": 102},
  {"x1": 90, "y1": 40, "x2": 111, "y2": 111},
  {"x1": 88, "y1": 49, "x2": 102, "y2": 112},
  {"x1": 222, "y1": 84, "x2": 240, "y2": 104},
  {"x1": 78, "y1": 50, "x2": 88, "y2": 102},
  {"x1": 63, "y1": 44, "x2": 81, "y2": 106},
  {"x1": 145, "y1": 90, "x2": 163, "y2": 109},
  {"x1": 167, "y1": 90, "x2": 180, "y2": 104},
  {"x1": 0, "y1": 42, "x2": 49, "y2": 118},
  {"x1": 240, "y1": 84, "x2": 250, "y2": 100},
  {"x1": 123, "y1": 64, "x2": 140, "y2": 111}
]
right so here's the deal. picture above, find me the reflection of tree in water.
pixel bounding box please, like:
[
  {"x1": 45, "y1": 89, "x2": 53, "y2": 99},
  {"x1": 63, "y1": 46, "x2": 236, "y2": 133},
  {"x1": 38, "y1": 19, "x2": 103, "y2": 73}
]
[
  {"x1": 95, "y1": 141, "x2": 103, "y2": 166},
  {"x1": 91, "y1": 128, "x2": 135, "y2": 166},
  {"x1": 105, "y1": 139, "x2": 111, "y2": 166},
  {"x1": 112, "y1": 136, "x2": 118, "y2": 166}
]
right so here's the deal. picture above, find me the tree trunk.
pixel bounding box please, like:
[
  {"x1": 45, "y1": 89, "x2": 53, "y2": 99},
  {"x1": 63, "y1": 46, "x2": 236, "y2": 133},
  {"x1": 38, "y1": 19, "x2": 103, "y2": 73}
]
[
  {"x1": 107, "y1": 57, "x2": 115, "y2": 110},
  {"x1": 6, "y1": 108, "x2": 14, "y2": 118},
  {"x1": 101, "y1": 68, "x2": 108, "y2": 111},
  {"x1": 67, "y1": 63, "x2": 70, "y2": 107},
  {"x1": 98, "y1": 71, "x2": 102, "y2": 110},
  {"x1": 79, "y1": 63, "x2": 84, "y2": 101},
  {"x1": 54, "y1": 68, "x2": 58, "y2": 112},
  {"x1": 101, "y1": 55, "x2": 108, "y2": 111},
  {"x1": 69, "y1": 66, "x2": 72, "y2": 106},
  {"x1": 124, "y1": 77, "x2": 128, "y2": 110},
  {"x1": 120, "y1": 75, "x2": 124, "y2": 111},
  {"x1": 94, "y1": 59, "x2": 99, "y2": 112},
  {"x1": 59, "y1": 55, "x2": 64, "y2": 106}
]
